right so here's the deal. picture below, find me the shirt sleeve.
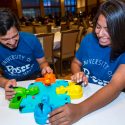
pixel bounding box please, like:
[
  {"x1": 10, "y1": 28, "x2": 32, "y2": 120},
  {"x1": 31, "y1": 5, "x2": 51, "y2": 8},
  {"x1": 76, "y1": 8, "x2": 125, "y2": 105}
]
[{"x1": 118, "y1": 53, "x2": 125, "y2": 64}]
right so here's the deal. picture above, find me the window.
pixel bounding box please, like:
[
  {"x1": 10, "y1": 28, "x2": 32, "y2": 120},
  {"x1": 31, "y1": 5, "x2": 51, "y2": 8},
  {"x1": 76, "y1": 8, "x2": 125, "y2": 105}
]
[
  {"x1": 23, "y1": 8, "x2": 40, "y2": 18},
  {"x1": 43, "y1": 0, "x2": 61, "y2": 16},
  {"x1": 65, "y1": 0, "x2": 76, "y2": 14},
  {"x1": 22, "y1": 0, "x2": 40, "y2": 18},
  {"x1": 21, "y1": 0, "x2": 76, "y2": 18},
  {"x1": 22, "y1": 0, "x2": 40, "y2": 7}
]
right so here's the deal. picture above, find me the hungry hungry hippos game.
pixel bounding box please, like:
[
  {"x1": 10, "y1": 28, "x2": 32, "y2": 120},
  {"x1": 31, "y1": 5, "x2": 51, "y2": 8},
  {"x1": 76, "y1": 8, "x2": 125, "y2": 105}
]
[{"x1": 9, "y1": 73, "x2": 83, "y2": 124}]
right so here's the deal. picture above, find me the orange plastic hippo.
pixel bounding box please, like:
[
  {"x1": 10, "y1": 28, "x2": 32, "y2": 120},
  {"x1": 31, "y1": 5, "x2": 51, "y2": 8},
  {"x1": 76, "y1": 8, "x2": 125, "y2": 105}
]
[{"x1": 35, "y1": 73, "x2": 56, "y2": 86}]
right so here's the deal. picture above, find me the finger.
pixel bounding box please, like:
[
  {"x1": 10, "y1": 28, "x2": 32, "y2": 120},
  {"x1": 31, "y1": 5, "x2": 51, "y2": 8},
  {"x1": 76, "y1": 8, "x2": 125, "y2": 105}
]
[
  {"x1": 42, "y1": 69, "x2": 46, "y2": 75},
  {"x1": 6, "y1": 95, "x2": 14, "y2": 100},
  {"x1": 71, "y1": 75, "x2": 77, "y2": 82},
  {"x1": 5, "y1": 85, "x2": 16, "y2": 91},
  {"x1": 5, "y1": 83, "x2": 12, "y2": 88},
  {"x1": 60, "y1": 121, "x2": 70, "y2": 125},
  {"x1": 54, "y1": 114, "x2": 67, "y2": 123},
  {"x1": 5, "y1": 80, "x2": 17, "y2": 89},
  {"x1": 11, "y1": 79, "x2": 17, "y2": 87},
  {"x1": 50, "y1": 117, "x2": 68, "y2": 125},
  {"x1": 49, "y1": 107, "x2": 64, "y2": 119},
  {"x1": 49, "y1": 113, "x2": 64, "y2": 124},
  {"x1": 76, "y1": 73, "x2": 80, "y2": 83},
  {"x1": 70, "y1": 75, "x2": 74, "y2": 81},
  {"x1": 6, "y1": 90, "x2": 16, "y2": 95},
  {"x1": 42, "y1": 67, "x2": 50, "y2": 74},
  {"x1": 79, "y1": 72, "x2": 84, "y2": 82},
  {"x1": 47, "y1": 69, "x2": 53, "y2": 73},
  {"x1": 46, "y1": 67, "x2": 53, "y2": 73},
  {"x1": 6, "y1": 88, "x2": 14, "y2": 92},
  {"x1": 83, "y1": 76, "x2": 88, "y2": 86}
]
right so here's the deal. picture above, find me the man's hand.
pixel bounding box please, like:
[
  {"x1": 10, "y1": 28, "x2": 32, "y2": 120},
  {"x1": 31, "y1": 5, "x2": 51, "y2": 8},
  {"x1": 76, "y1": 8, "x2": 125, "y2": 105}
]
[
  {"x1": 4, "y1": 79, "x2": 17, "y2": 100},
  {"x1": 37, "y1": 57, "x2": 53, "y2": 76},
  {"x1": 41, "y1": 66, "x2": 53, "y2": 76}
]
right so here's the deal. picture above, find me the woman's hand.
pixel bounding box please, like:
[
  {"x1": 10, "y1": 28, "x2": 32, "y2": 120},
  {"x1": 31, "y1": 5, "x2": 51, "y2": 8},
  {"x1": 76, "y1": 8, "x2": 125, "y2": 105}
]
[
  {"x1": 71, "y1": 71, "x2": 88, "y2": 86},
  {"x1": 41, "y1": 66, "x2": 53, "y2": 76},
  {"x1": 4, "y1": 79, "x2": 17, "y2": 100},
  {"x1": 49, "y1": 103, "x2": 82, "y2": 125}
]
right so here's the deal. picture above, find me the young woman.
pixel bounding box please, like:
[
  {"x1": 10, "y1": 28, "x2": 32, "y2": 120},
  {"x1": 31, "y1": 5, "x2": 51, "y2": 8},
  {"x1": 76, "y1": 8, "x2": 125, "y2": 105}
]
[{"x1": 49, "y1": 0, "x2": 125, "y2": 125}]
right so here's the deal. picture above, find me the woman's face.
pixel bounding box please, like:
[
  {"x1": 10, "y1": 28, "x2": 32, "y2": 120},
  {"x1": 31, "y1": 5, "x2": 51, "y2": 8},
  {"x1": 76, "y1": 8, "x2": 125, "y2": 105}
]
[{"x1": 95, "y1": 14, "x2": 111, "y2": 46}]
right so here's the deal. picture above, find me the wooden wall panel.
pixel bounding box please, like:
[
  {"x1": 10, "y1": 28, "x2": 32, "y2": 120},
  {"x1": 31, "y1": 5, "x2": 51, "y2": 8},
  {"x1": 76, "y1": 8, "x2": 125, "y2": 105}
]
[{"x1": 0, "y1": 0, "x2": 18, "y2": 16}]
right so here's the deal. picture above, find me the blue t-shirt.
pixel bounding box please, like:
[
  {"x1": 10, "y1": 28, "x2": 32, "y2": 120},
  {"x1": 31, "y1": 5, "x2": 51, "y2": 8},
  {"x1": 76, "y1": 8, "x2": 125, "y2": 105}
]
[
  {"x1": 76, "y1": 33, "x2": 125, "y2": 86},
  {"x1": 0, "y1": 32, "x2": 44, "y2": 81}
]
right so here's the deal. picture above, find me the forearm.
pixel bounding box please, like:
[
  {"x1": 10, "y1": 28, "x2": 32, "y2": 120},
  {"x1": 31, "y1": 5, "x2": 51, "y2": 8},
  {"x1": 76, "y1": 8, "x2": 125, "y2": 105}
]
[
  {"x1": 80, "y1": 64, "x2": 125, "y2": 117},
  {"x1": 39, "y1": 60, "x2": 49, "y2": 70},
  {"x1": 0, "y1": 75, "x2": 9, "y2": 88},
  {"x1": 37, "y1": 57, "x2": 49, "y2": 70},
  {"x1": 37, "y1": 57, "x2": 53, "y2": 75},
  {"x1": 71, "y1": 59, "x2": 82, "y2": 74},
  {"x1": 79, "y1": 83, "x2": 121, "y2": 117}
]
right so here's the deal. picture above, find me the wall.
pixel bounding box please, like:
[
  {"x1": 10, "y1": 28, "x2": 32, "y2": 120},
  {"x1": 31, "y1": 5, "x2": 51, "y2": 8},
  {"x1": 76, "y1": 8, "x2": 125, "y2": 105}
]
[
  {"x1": 77, "y1": 0, "x2": 100, "y2": 13},
  {"x1": 16, "y1": 0, "x2": 22, "y2": 18},
  {"x1": 0, "y1": 0, "x2": 18, "y2": 16},
  {"x1": 60, "y1": 0, "x2": 65, "y2": 17}
]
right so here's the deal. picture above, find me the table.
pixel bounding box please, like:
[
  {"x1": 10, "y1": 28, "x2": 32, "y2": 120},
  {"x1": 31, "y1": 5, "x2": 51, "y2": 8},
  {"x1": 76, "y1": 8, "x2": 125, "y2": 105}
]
[
  {"x1": 53, "y1": 31, "x2": 61, "y2": 49},
  {"x1": 51, "y1": 26, "x2": 61, "y2": 33},
  {"x1": 0, "y1": 80, "x2": 125, "y2": 125}
]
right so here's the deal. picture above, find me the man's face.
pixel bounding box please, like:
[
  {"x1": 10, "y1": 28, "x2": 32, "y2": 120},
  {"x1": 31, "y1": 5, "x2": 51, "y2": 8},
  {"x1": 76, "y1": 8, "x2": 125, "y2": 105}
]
[{"x1": 0, "y1": 26, "x2": 19, "y2": 49}]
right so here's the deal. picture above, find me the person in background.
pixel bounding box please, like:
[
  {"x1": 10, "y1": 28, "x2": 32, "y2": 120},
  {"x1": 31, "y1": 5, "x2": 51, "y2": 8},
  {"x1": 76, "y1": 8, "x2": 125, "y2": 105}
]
[
  {"x1": 0, "y1": 8, "x2": 53, "y2": 100},
  {"x1": 48, "y1": 0, "x2": 125, "y2": 125}
]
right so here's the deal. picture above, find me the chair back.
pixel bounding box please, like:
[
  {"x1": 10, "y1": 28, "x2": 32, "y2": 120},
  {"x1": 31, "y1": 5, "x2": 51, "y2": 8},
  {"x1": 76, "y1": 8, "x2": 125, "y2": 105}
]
[
  {"x1": 60, "y1": 30, "x2": 79, "y2": 59},
  {"x1": 86, "y1": 27, "x2": 93, "y2": 34},
  {"x1": 69, "y1": 24, "x2": 79, "y2": 30},
  {"x1": 20, "y1": 26, "x2": 34, "y2": 33},
  {"x1": 35, "y1": 33, "x2": 54, "y2": 62},
  {"x1": 34, "y1": 25, "x2": 48, "y2": 34},
  {"x1": 36, "y1": 33, "x2": 57, "y2": 77},
  {"x1": 61, "y1": 23, "x2": 69, "y2": 31},
  {"x1": 77, "y1": 26, "x2": 84, "y2": 44}
]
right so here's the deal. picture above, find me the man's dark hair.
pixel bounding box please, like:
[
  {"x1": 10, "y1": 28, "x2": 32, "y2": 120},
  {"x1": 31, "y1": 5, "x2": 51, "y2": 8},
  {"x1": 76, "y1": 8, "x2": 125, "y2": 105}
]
[
  {"x1": 0, "y1": 8, "x2": 19, "y2": 36},
  {"x1": 93, "y1": 0, "x2": 125, "y2": 60}
]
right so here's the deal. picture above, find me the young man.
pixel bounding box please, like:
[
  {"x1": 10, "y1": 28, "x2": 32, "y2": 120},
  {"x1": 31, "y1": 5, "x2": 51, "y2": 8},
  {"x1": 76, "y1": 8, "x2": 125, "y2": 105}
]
[{"x1": 0, "y1": 8, "x2": 53, "y2": 99}]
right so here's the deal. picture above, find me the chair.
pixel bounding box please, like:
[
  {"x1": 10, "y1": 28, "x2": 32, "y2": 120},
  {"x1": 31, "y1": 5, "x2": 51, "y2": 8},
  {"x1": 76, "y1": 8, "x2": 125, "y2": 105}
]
[
  {"x1": 53, "y1": 30, "x2": 79, "y2": 76},
  {"x1": 76, "y1": 26, "x2": 86, "y2": 50},
  {"x1": 47, "y1": 24, "x2": 52, "y2": 33},
  {"x1": 34, "y1": 25, "x2": 48, "y2": 34},
  {"x1": 20, "y1": 26, "x2": 34, "y2": 33},
  {"x1": 61, "y1": 23, "x2": 69, "y2": 31},
  {"x1": 86, "y1": 26, "x2": 93, "y2": 34},
  {"x1": 51, "y1": 26, "x2": 61, "y2": 33},
  {"x1": 35, "y1": 33, "x2": 57, "y2": 77},
  {"x1": 69, "y1": 24, "x2": 79, "y2": 30},
  {"x1": 77, "y1": 26, "x2": 84, "y2": 43}
]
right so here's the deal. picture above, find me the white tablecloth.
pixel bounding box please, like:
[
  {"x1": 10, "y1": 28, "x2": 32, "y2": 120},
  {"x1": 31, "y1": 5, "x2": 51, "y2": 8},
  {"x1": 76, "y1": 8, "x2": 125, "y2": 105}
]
[
  {"x1": 51, "y1": 26, "x2": 61, "y2": 33},
  {"x1": 0, "y1": 80, "x2": 125, "y2": 125}
]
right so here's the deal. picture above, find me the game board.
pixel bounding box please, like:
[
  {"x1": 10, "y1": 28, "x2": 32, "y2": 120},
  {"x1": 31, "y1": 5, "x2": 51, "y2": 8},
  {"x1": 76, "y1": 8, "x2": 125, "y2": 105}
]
[{"x1": 9, "y1": 73, "x2": 83, "y2": 124}]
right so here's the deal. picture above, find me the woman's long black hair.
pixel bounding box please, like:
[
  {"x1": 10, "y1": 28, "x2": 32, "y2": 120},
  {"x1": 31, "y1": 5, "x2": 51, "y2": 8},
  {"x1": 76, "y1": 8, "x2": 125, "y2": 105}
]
[{"x1": 93, "y1": 0, "x2": 125, "y2": 60}]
